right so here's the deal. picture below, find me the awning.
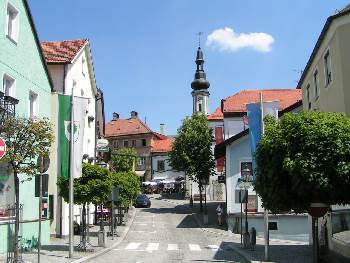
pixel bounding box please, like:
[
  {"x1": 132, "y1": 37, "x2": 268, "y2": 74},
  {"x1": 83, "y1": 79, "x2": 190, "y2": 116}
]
[{"x1": 135, "y1": 171, "x2": 145, "y2": 177}]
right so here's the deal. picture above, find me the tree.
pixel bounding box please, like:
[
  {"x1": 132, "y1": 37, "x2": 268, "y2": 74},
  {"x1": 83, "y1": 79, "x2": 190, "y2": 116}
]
[
  {"x1": 110, "y1": 148, "x2": 137, "y2": 172},
  {"x1": 254, "y1": 111, "x2": 350, "y2": 213},
  {"x1": 1, "y1": 117, "x2": 54, "y2": 260},
  {"x1": 57, "y1": 163, "x2": 112, "y2": 248},
  {"x1": 109, "y1": 171, "x2": 140, "y2": 207},
  {"x1": 169, "y1": 113, "x2": 215, "y2": 211}
]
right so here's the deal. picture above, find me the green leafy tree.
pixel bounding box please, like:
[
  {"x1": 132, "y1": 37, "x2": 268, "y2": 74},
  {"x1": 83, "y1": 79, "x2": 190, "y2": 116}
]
[
  {"x1": 1, "y1": 117, "x2": 54, "y2": 260},
  {"x1": 109, "y1": 171, "x2": 140, "y2": 206},
  {"x1": 255, "y1": 112, "x2": 350, "y2": 213},
  {"x1": 57, "y1": 163, "x2": 112, "y2": 246},
  {"x1": 111, "y1": 148, "x2": 137, "y2": 172},
  {"x1": 169, "y1": 113, "x2": 215, "y2": 211}
]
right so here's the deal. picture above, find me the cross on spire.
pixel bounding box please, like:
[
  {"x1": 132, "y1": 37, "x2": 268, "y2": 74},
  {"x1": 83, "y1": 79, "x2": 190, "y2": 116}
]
[{"x1": 197, "y1": 32, "x2": 203, "y2": 48}]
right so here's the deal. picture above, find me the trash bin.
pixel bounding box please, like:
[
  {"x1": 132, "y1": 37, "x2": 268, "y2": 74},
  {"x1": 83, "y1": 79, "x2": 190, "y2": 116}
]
[{"x1": 250, "y1": 227, "x2": 256, "y2": 250}]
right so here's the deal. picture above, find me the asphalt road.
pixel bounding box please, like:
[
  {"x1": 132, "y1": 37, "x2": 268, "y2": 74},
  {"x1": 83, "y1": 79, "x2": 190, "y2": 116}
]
[{"x1": 88, "y1": 196, "x2": 245, "y2": 263}]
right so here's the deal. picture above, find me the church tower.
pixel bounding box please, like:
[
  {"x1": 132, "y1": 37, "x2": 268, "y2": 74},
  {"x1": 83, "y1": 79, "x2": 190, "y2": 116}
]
[{"x1": 191, "y1": 45, "x2": 210, "y2": 115}]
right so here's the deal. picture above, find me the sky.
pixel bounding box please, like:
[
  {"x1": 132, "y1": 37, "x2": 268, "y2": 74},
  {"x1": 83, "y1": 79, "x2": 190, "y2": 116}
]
[{"x1": 28, "y1": 0, "x2": 350, "y2": 135}]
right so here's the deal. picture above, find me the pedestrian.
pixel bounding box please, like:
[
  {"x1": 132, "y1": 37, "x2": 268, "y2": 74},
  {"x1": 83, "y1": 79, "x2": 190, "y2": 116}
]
[{"x1": 216, "y1": 204, "x2": 223, "y2": 226}]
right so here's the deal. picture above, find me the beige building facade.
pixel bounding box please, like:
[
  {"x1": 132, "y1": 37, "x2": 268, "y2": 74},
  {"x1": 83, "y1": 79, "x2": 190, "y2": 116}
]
[{"x1": 298, "y1": 5, "x2": 350, "y2": 258}]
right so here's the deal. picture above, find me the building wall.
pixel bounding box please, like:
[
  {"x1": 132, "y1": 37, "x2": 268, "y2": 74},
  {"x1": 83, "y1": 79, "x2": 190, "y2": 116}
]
[
  {"x1": 108, "y1": 133, "x2": 154, "y2": 180},
  {"x1": 0, "y1": 0, "x2": 52, "y2": 252},
  {"x1": 151, "y1": 154, "x2": 184, "y2": 180},
  {"x1": 301, "y1": 15, "x2": 350, "y2": 114},
  {"x1": 223, "y1": 117, "x2": 245, "y2": 139}
]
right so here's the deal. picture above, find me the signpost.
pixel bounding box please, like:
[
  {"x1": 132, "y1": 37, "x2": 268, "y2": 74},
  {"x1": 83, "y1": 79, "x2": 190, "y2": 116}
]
[
  {"x1": 96, "y1": 139, "x2": 109, "y2": 152},
  {"x1": 0, "y1": 137, "x2": 7, "y2": 159},
  {"x1": 37, "y1": 155, "x2": 50, "y2": 263}
]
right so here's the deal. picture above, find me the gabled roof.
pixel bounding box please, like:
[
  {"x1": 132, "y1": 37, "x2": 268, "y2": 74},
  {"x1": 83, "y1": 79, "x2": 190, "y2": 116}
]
[
  {"x1": 41, "y1": 39, "x2": 88, "y2": 64},
  {"x1": 297, "y1": 4, "x2": 350, "y2": 88},
  {"x1": 105, "y1": 117, "x2": 153, "y2": 137},
  {"x1": 23, "y1": 0, "x2": 54, "y2": 91},
  {"x1": 153, "y1": 132, "x2": 168, "y2": 140},
  {"x1": 214, "y1": 98, "x2": 303, "y2": 159},
  {"x1": 151, "y1": 138, "x2": 173, "y2": 153},
  {"x1": 208, "y1": 107, "x2": 223, "y2": 121},
  {"x1": 222, "y1": 89, "x2": 301, "y2": 115},
  {"x1": 208, "y1": 89, "x2": 301, "y2": 120}
]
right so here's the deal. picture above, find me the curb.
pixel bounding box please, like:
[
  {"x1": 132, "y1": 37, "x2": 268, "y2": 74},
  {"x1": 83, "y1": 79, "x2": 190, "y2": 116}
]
[{"x1": 71, "y1": 207, "x2": 137, "y2": 263}]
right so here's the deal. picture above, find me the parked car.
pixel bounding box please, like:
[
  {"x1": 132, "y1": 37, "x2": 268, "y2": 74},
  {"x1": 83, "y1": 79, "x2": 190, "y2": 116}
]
[{"x1": 134, "y1": 194, "x2": 151, "y2": 208}]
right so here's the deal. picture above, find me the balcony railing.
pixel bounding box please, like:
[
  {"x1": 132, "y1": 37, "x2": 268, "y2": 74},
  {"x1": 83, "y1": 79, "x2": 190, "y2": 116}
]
[{"x1": 0, "y1": 91, "x2": 19, "y2": 121}]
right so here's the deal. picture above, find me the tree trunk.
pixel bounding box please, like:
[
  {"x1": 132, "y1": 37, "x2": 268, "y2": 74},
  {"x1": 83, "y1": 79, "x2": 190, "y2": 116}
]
[
  {"x1": 82, "y1": 203, "x2": 86, "y2": 248},
  {"x1": 14, "y1": 169, "x2": 20, "y2": 261},
  {"x1": 199, "y1": 182, "x2": 203, "y2": 212}
]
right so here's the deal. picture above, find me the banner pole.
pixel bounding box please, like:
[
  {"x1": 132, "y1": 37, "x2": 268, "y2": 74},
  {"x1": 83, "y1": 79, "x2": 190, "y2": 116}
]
[
  {"x1": 260, "y1": 93, "x2": 269, "y2": 261},
  {"x1": 69, "y1": 90, "x2": 74, "y2": 258}
]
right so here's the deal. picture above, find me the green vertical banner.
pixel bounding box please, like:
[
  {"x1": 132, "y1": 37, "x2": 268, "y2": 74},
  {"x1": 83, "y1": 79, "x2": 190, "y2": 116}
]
[{"x1": 58, "y1": 94, "x2": 71, "y2": 179}]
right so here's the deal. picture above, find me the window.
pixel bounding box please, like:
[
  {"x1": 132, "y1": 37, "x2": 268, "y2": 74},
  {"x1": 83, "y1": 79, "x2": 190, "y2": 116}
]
[
  {"x1": 197, "y1": 96, "x2": 203, "y2": 112},
  {"x1": 313, "y1": 69, "x2": 319, "y2": 100},
  {"x1": 324, "y1": 50, "x2": 332, "y2": 86},
  {"x1": 29, "y1": 91, "x2": 38, "y2": 118},
  {"x1": 157, "y1": 160, "x2": 165, "y2": 172},
  {"x1": 114, "y1": 140, "x2": 119, "y2": 148},
  {"x1": 131, "y1": 139, "x2": 136, "y2": 147},
  {"x1": 2, "y1": 74, "x2": 15, "y2": 97},
  {"x1": 6, "y1": 3, "x2": 19, "y2": 42},
  {"x1": 268, "y1": 221, "x2": 278, "y2": 231},
  {"x1": 306, "y1": 84, "x2": 311, "y2": 110},
  {"x1": 142, "y1": 139, "x2": 147, "y2": 147},
  {"x1": 82, "y1": 57, "x2": 86, "y2": 76},
  {"x1": 123, "y1": 140, "x2": 129, "y2": 148}
]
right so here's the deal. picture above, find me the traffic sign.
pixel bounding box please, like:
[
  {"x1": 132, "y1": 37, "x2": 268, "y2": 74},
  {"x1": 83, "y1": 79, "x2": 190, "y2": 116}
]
[
  {"x1": 0, "y1": 137, "x2": 6, "y2": 160},
  {"x1": 308, "y1": 203, "x2": 329, "y2": 218}
]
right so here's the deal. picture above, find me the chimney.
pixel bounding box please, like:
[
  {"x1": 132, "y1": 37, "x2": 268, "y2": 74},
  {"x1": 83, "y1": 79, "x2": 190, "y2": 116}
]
[
  {"x1": 112, "y1": 112, "x2": 119, "y2": 121},
  {"x1": 160, "y1": 123, "x2": 165, "y2": 135},
  {"x1": 131, "y1": 111, "x2": 138, "y2": 118}
]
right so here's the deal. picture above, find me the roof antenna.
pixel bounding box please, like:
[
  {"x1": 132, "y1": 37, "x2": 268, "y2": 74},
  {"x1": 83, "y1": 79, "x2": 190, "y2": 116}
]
[
  {"x1": 197, "y1": 32, "x2": 203, "y2": 48},
  {"x1": 144, "y1": 116, "x2": 147, "y2": 124}
]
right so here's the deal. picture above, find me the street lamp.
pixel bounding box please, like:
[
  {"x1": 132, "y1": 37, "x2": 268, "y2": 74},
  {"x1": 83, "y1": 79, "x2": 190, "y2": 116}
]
[{"x1": 237, "y1": 164, "x2": 252, "y2": 248}]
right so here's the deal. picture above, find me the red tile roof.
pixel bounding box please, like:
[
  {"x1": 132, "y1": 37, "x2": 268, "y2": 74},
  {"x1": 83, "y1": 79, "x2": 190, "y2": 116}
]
[
  {"x1": 41, "y1": 39, "x2": 88, "y2": 63},
  {"x1": 151, "y1": 138, "x2": 173, "y2": 153},
  {"x1": 223, "y1": 89, "x2": 301, "y2": 113},
  {"x1": 105, "y1": 117, "x2": 153, "y2": 137},
  {"x1": 208, "y1": 107, "x2": 223, "y2": 121}
]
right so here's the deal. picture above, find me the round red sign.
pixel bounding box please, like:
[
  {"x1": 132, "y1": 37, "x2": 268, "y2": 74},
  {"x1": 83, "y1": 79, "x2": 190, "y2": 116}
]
[{"x1": 0, "y1": 137, "x2": 6, "y2": 159}]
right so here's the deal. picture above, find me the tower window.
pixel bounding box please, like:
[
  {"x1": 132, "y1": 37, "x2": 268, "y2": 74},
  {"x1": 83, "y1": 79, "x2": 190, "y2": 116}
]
[{"x1": 198, "y1": 103, "x2": 202, "y2": 112}]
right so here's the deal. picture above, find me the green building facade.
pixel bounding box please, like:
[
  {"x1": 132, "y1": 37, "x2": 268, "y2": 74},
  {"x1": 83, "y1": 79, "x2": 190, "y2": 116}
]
[{"x1": 0, "y1": 0, "x2": 53, "y2": 253}]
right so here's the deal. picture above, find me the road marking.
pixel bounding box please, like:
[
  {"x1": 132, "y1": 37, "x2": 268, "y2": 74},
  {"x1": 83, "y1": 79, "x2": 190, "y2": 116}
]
[
  {"x1": 125, "y1": 242, "x2": 141, "y2": 250},
  {"x1": 189, "y1": 244, "x2": 201, "y2": 251},
  {"x1": 207, "y1": 245, "x2": 220, "y2": 251},
  {"x1": 130, "y1": 230, "x2": 157, "y2": 234},
  {"x1": 167, "y1": 244, "x2": 178, "y2": 251},
  {"x1": 146, "y1": 243, "x2": 159, "y2": 251}
]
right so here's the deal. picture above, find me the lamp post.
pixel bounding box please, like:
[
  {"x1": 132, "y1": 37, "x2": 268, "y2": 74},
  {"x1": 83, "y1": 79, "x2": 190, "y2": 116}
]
[{"x1": 240, "y1": 165, "x2": 253, "y2": 248}]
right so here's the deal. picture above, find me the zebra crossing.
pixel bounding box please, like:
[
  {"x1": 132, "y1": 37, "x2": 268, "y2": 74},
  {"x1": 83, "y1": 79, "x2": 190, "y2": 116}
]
[{"x1": 114, "y1": 242, "x2": 229, "y2": 252}]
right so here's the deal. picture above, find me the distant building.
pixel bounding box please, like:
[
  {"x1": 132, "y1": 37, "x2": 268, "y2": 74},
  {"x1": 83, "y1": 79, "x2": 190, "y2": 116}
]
[
  {"x1": 151, "y1": 136, "x2": 184, "y2": 181},
  {"x1": 214, "y1": 89, "x2": 305, "y2": 240},
  {"x1": 297, "y1": 4, "x2": 350, "y2": 258},
  {"x1": 105, "y1": 111, "x2": 164, "y2": 180}
]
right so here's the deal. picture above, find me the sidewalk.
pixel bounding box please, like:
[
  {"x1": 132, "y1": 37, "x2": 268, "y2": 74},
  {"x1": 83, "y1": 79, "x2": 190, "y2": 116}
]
[
  {"x1": 161, "y1": 197, "x2": 350, "y2": 263},
  {"x1": 0, "y1": 207, "x2": 136, "y2": 263}
]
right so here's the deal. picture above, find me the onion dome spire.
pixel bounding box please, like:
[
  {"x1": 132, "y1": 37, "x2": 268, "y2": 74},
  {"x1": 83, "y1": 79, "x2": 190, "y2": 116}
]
[{"x1": 191, "y1": 45, "x2": 210, "y2": 90}]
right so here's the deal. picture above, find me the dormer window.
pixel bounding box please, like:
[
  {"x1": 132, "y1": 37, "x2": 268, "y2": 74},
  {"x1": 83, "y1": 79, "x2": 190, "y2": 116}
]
[{"x1": 6, "y1": 3, "x2": 19, "y2": 43}]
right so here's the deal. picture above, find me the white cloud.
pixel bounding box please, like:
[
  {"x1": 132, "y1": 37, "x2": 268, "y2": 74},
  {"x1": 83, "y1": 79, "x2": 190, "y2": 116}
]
[{"x1": 206, "y1": 27, "x2": 275, "y2": 53}]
